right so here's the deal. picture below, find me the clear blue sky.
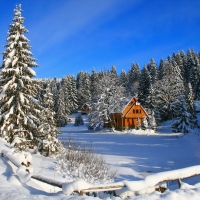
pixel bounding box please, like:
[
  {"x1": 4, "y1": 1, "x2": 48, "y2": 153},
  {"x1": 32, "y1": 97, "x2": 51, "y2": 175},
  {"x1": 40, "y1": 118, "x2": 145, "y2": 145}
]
[{"x1": 0, "y1": 0, "x2": 200, "y2": 78}]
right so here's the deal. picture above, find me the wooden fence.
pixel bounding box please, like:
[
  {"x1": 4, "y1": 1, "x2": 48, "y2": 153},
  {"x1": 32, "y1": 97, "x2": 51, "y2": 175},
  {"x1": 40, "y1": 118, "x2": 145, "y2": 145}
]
[{"x1": 2, "y1": 149, "x2": 200, "y2": 197}]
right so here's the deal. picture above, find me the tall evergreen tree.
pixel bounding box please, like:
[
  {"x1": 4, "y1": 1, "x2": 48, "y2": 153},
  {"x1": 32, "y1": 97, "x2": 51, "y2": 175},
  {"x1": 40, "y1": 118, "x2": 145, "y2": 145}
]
[
  {"x1": 127, "y1": 63, "x2": 140, "y2": 96},
  {"x1": 61, "y1": 76, "x2": 71, "y2": 115},
  {"x1": 158, "y1": 58, "x2": 165, "y2": 80},
  {"x1": 186, "y1": 83, "x2": 198, "y2": 128},
  {"x1": 147, "y1": 58, "x2": 158, "y2": 84},
  {"x1": 55, "y1": 84, "x2": 67, "y2": 127},
  {"x1": 0, "y1": 5, "x2": 60, "y2": 153},
  {"x1": 155, "y1": 59, "x2": 185, "y2": 120},
  {"x1": 50, "y1": 77, "x2": 59, "y2": 114},
  {"x1": 38, "y1": 86, "x2": 60, "y2": 156},
  {"x1": 138, "y1": 65, "x2": 151, "y2": 106},
  {"x1": 110, "y1": 65, "x2": 118, "y2": 80},
  {"x1": 90, "y1": 69, "x2": 99, "y2": 100},
  {"x1": 119, "y1": 69, "x2": 127, "y2": 88},
  {"x1": 88, "y1": 73, "x2": 124, "y2": 130},
  {"x1": 67, "y1": 75, "x2": 78, "y2": 113},
  {"x1": 190, "y1": 55, "x2": 200, "y2": 99}
]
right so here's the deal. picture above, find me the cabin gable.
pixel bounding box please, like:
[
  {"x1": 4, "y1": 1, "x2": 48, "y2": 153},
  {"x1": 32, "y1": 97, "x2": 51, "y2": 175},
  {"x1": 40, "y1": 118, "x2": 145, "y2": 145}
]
[
  {"x1": 125, "y1": 105, "x2": 148, "y2": 118},
  {"x1": 121, "y1": 97, "x2": 136, "y2": 117}
]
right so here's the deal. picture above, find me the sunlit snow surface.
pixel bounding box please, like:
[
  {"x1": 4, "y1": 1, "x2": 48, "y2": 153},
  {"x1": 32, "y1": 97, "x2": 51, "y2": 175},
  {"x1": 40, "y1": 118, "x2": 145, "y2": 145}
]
[{"x1": 0, "y1": 105, "x2": 200, "y2": 199}]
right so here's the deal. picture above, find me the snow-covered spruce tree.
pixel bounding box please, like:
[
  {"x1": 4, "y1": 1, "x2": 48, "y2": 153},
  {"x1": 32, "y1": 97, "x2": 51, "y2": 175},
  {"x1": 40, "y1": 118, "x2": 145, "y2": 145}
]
[
  {"x1": 185, "y1": 83, "x2": 198, "y2": 128},
  {"x1": 127, "y1": 62, "x2": 140, "y2": 96},
  {"x1": 138, "y1": 65, "x2": 151, "y2": 106},
  {"x1": 158, "y1": 58, "x2": 165, "y2": 80},
  {"x1": 90, "y1": 69, "x2": 100, "y2": 100},
  {"x1": 119, "y1": 69, "x2": 128, "y2": 88},
  {"x1": 172, "y1": 52, "x2": 185, "y2": 83},
  {"x1": 110, "y1": 65, "x2": 118, "y2": 80},
  {"x1": 172, "y1": 101, "x2": 191, "y2": 134},
  {"x1": 141, "y1": 117, "x2": 148, "y2": 130},
  {"x1": 88, "y1": 73, "x2": 125, "y2": 130},
  {"x1": 74, "y1": 114, "x2": 84, "y2": 126},
  {"x1": 78, "y1": 72, "x2": 91, "y2": 107},
  {"x1": 0, "y1": 5, "x2": 60, "y2": 153},
  {"x1": 55, "y1": 84, "x2": 67, "y2": 127},
  {"x1": 154, "y1": 59, "x2": 185, "y2": 121},
  {"x1": 67, "y1": 75, "x2": 78, "y2": 113},
  {"x1": 149, "y1": 111, "x2": 157, "y2": 131},
  {"x1": 190, "y1": 55, "x2": 200, "y2": 99},
  {"x1": 38, "y1": 86, "x2": 61, "y2": 156},
  {"x1": 76, "y1": 71, "x2": 85, "y2": 108},
  {"x1": 147, "y1": 58, "x2": 158, "y2": 84},
  {"x1": 61, "y1": 76, "x2": 71, "y2": 115},
  {"x1": 146, "y1": 83, "x2": 160, "y2": 126}
]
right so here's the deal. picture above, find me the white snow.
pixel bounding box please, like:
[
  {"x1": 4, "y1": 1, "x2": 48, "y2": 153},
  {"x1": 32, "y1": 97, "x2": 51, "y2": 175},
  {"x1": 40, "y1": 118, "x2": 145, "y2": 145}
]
[
  {"x1": 0, "y1": 110, "x2": 199, "y2": 199},
  {"x1": 16, "y1": 166, "x2": 31, "y2": 183},
  {"x1": 12, "y1": 56, "x2": 18, "y2": 66}
]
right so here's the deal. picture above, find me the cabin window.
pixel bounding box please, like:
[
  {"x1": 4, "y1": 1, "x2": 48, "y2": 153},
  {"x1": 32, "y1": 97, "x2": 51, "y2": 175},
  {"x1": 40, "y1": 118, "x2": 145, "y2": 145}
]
[
  {"x1": 136, "y1": 110, "x2": 139, "y2": 114},
  {"x1": 133, "y1": 110, "x2": 135, "y2": 114}
]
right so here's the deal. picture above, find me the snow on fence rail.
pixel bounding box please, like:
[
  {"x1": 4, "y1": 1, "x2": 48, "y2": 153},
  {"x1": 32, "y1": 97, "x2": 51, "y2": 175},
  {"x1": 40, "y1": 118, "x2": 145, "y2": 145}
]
[{"x1": 2, "y1": 149, "x2": 200, "y2": 196}]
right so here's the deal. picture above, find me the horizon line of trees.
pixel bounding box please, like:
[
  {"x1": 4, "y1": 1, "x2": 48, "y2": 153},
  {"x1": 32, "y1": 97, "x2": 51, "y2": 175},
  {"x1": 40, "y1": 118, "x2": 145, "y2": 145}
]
[{"x1": 37, "y1": 48, "x2": 199, "y2": 133}]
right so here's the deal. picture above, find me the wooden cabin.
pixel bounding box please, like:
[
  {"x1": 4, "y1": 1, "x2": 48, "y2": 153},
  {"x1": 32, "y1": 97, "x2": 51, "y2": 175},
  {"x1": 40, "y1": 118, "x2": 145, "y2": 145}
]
[
  {"x1": 104, "y1": 97, "x2": 148, "y2": 130},
  {"x1": 81, "y1": 103, "x2": 91, "y2": 115}
]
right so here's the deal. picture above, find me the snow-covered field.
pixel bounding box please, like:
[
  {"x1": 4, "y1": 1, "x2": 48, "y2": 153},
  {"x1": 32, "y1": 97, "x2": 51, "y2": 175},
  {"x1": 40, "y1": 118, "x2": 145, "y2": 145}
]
[{"x1": 0, "y1": 112, "x2": 200, "y2": 199}]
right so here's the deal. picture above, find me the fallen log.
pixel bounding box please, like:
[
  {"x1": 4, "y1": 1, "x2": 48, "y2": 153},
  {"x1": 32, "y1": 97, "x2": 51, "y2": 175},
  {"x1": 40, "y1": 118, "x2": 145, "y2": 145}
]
[{"x1": 31, "y1": 174, "x2": 63, "y2": 188}]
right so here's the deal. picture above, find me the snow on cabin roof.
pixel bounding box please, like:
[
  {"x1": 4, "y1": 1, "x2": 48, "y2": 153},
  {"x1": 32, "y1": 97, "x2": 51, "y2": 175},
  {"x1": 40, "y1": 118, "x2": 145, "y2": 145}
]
[{"x1": 110, "y1": 96, "x2": 134, "y2": 114}]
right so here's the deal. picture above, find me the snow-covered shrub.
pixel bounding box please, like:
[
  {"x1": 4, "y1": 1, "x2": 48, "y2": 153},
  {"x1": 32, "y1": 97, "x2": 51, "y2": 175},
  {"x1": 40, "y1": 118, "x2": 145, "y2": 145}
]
[
  {"x1": 136, "y1": 118, "x2": 141, "y2": 130},
  {"x1": 55, "y1": 138, "x2": 116, "y2": 184},
  {"x1": 172, "y1": 102, "x2": 191, "y2": 134},
  {"x1": 149, "y1": 111, "x2": 157, "y2": 131},
  {"x1": 74, "y1": 114, "x2": 84, "y2": 126},
  {"x1": 141, "y1": 117, "x2": 148, "y2": 130}
]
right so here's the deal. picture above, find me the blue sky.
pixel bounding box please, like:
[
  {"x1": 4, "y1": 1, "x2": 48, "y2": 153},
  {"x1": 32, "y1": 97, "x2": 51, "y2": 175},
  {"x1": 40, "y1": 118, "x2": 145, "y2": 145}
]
[{"x1": 0, "y1": 0, "x2": 200, "y2": 78}]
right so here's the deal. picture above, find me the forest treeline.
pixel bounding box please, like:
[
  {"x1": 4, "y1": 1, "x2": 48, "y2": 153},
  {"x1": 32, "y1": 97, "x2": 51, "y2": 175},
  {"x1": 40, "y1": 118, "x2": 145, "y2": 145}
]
[{"x1": 37, "y1": 49, "x2": 200, "y2": 132}]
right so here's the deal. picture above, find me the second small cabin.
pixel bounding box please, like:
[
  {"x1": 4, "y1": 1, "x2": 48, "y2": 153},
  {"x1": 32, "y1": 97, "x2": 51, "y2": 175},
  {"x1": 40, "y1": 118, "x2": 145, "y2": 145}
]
[{"x1": 81, "y1": 103, "x2": 91, "y2": 115}]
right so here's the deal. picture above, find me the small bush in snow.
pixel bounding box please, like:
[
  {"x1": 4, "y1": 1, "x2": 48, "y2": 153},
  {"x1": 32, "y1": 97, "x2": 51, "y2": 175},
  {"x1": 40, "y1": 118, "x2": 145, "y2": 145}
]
[
  {"x1": 141, "y1": 117, "x2": 148, "y2": 130},
  {"x1": 55, "y1": 138, "x2": 116, "y2": 184},
  {"x1": 136, "y1": 118, "x2": 141, "y2": 130},
  {"x1": 74, "y1": 114, "x2": 84, "y2": 126}
]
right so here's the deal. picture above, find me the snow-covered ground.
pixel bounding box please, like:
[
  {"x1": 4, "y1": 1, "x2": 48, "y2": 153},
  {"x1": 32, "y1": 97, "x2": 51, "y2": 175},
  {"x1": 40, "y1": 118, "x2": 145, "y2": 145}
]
[{"x1": 0, "y1": 110, "x2": 200, "y2": 199}]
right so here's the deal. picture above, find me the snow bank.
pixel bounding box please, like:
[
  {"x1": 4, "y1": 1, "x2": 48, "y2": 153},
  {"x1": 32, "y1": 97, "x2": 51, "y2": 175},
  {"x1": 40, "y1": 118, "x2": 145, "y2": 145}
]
[
  {"x1": 1, "y1": 149, "x2": 21, "y2": 167},
  {"x1": 124, "y1": 165, "x2": 200, "y2": 192},
  {"x1": 16, "y1": 166, "x2": 31, "y2": 183},
  {"x1": 126, "y1": 129, "x2": 156, "y2": 135}
]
